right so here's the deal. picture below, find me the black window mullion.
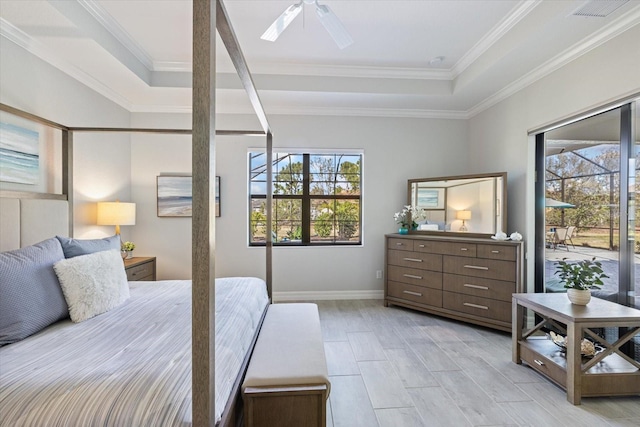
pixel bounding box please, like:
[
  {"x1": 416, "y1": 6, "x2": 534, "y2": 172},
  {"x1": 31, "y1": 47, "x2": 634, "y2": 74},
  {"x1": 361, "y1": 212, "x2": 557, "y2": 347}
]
[
  {"x1": 302, "y1": 154, "x2": 311, "y2": 244},
  {"x1": 250, "y1": 151, "x2": 362, "y2": 246}
]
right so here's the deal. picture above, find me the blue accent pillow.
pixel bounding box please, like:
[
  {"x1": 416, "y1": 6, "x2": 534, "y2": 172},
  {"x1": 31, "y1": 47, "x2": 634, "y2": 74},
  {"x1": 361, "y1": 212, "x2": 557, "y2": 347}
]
[
  {"x1": 0, "y1": 238, "x2": 69, "y2": 346},
  {"x1": 56, "y1": 235, "x2": 120, "y2": 259}
]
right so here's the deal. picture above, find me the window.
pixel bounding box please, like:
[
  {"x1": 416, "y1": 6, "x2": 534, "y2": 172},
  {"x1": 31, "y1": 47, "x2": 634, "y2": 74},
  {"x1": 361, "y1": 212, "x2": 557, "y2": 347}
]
[{"x1": 249, "y1": 152, "x2": 362, "y2": 246}]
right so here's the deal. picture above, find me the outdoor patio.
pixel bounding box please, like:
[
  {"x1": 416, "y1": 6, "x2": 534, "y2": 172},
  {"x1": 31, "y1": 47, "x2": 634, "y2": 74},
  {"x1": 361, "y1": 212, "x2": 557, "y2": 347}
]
[{"x1": 545, "y1": 245, "x2": 640, "y2": 309}]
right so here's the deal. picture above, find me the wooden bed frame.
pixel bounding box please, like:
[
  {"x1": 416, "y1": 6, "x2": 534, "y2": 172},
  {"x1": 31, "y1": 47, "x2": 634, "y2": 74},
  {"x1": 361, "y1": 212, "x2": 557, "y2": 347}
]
[{"x1": 0, "y1": 1, "x2": 273, "y2": 425}]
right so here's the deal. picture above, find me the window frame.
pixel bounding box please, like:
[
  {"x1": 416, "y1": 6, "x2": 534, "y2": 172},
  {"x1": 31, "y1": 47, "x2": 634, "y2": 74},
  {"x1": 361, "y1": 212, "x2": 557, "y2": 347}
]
[{"x1": 249, "y1": 150, "x2": 363, "y2": 246}]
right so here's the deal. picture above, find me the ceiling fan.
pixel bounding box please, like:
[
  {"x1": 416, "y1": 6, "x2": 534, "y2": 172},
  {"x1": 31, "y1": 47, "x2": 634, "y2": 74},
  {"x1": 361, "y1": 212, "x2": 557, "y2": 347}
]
[{"x1": 261, "y1": 0, "x2": 353, "y2": 49}]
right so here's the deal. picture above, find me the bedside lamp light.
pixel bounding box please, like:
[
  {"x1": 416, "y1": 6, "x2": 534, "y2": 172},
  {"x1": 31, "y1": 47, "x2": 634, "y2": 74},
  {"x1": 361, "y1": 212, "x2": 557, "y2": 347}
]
[
  {"x1": 456, "y1": 210, "x2": 471, "y2": 232},
  {"x1": 97, "y1": 201, "x2": 136, "y2": 235}
]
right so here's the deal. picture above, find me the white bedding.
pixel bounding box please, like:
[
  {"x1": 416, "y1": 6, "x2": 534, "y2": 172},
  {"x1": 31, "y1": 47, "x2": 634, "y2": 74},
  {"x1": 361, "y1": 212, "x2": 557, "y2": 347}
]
[{"x1": 0, "y1": 277, "x2": 268, "y2": 426}]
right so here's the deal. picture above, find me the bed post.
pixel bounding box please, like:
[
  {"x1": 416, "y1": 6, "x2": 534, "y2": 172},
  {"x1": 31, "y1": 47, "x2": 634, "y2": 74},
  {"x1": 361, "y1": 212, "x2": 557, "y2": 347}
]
[
  {"x1": 62, "y1": 130, "x2": 74, "y2": 236},
  {"x1": 192, "y1": 0, "x2": 216, "y2": 425}
]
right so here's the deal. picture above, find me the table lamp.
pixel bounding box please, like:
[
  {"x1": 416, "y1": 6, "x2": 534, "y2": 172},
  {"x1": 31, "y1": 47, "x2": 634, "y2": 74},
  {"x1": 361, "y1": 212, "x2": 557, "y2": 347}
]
[
  {"x1": 97, "y1": 201, "x2": 136, "y2": 235},
  {"x1": 456, "y1": 210, "x2": 471, "y2": 232}
]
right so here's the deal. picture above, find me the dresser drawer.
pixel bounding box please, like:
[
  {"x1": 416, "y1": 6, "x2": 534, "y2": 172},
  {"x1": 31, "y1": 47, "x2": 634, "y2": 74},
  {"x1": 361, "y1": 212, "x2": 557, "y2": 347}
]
[
  {"x1": 388, "y1": 281, "x2": 442, "y2": 307},
  {"x1": 388, "y1": 265, "x2": 442, "y2": 290},
  {"x1": 477, "y1": 244, "x2": 517, "y2": 261},
  {"x1": 443, "y1": 273, "x2": 515, "y2": 302},
  {"x1": 443, "y1": 256, "x2": 516, "y2": 282},
  {"x1": 413, "y1": 241, "x2": 476, "y2": 257},
  {"x1": 442, "y1": 291, "x2": 511, "y2": 322},
  {"x1": 126, "y1": 261, "x2": 155, "y2": 281},
  {"x1": 387, "y1": 250, "x2": 442, "y2": 272},
  {"x1": 388, "y1": 238, "x2": 413, "y2": 251}
]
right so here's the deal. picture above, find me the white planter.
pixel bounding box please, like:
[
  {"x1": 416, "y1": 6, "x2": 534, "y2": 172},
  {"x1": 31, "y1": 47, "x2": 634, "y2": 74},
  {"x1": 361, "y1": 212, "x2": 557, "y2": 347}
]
[{"x1": 567, "y1": 288, "x2": 591, "y2": 305}]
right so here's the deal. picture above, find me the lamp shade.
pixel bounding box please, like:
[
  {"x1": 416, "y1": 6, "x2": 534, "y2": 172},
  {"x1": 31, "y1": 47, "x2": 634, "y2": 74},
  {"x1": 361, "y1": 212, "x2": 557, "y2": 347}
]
[
  {"x1": 456, "y1": 210, "x2": 471, "y2": 220},
  {"x1": 97, "y1": 202, "x2": 136, "y2": 235}
]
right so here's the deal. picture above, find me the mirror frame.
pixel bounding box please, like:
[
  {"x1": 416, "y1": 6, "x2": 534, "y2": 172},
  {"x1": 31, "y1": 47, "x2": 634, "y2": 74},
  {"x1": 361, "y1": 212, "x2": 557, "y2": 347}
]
[{"x1": 407, "y1": 172, "x2": 508, "y2": 238}]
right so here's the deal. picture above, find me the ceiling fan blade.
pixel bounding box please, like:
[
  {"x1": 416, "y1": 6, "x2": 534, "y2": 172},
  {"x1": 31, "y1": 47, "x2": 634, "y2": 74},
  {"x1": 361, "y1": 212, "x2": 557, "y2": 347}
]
[
  {"x1": 260, "y1": 3, "x2": 303, "y2": 42},
  {"x1": 315, "y1": 3, "x2": 353, "y2": 49}
]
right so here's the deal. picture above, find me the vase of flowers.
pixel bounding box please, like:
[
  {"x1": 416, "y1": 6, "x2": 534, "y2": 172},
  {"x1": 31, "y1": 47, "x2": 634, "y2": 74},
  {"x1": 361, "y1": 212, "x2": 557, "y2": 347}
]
[
  {"x1": 554, "y1": 257, "x2": 608, "y2": 305},
  {"x1": 394, "y1": 205, "x2": 422, "y2": 234},
  {"x1": 121, "y1": 241, "x2": 136, "y2": 259}
]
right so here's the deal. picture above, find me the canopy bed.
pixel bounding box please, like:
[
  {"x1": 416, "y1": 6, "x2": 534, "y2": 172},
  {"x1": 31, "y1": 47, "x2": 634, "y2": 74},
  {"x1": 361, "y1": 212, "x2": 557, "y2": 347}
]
[{"x1": 0, "y1": 1, "x2": 275, "y2": 426}]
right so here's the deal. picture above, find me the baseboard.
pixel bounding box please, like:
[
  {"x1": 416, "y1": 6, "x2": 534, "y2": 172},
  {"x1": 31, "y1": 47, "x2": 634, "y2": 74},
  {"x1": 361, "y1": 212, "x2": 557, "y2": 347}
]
[{"x1": 273, "y1": 290, "x2": 384, "y2": 302}]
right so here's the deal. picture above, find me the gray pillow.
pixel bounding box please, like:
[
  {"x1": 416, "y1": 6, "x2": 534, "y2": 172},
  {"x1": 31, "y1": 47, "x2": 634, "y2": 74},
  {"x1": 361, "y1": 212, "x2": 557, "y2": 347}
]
[
  {"x1": 56, "y1": 235, "x2": 120, "y2": 258},
  {"x1": 0, "y1": 238, "x2": 69, "y2": 346}
]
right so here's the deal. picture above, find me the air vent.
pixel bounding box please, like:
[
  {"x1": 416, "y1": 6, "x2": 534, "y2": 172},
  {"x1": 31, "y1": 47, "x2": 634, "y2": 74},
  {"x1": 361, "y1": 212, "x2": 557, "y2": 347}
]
[{"x1": 572, "y1": 0, "x2": 629, "y2": 17}]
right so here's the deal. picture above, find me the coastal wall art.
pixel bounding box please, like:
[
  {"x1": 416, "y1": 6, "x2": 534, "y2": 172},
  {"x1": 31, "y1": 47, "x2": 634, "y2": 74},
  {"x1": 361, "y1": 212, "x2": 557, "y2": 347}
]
[
  {"x1": 157, "y1": 175, "x2": 220, "y2": 217},
  {"x1": 0, "y1": 122, "x2": 39, "y2": 185}
]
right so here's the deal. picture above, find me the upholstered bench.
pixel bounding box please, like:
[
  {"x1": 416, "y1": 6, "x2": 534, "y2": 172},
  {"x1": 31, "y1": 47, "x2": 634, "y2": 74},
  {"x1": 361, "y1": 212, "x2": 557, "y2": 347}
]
[{"x1": 242, "y1": 303, "x2": 330, "y2": 427}]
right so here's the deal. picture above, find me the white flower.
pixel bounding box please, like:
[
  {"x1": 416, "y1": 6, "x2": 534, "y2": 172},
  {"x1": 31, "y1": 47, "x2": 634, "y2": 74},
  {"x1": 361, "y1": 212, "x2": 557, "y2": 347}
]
[{"x1": 394, "y1": 205, "x2": 424, "y2": 227}]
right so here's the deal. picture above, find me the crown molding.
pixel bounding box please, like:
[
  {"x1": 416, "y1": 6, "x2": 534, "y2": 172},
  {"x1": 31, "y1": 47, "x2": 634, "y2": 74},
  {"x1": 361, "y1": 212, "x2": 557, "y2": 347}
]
[
  {"x1": 153, "y1": 60, "x2": 192, "y2": 72},
  {"x1": 248, "y1": 62, "x2": 453, "y2": 80},
  {"x1": 129, "y1": 104, "x2": 193, "y2": 114},
  {"x1": 78, "y1": 0, "x2": 155, "y2": 72},
  {"x1": 468, "y1": 5, "x2": 640, "y2": 118},
  {"x1": 453, "y1": 0, "x2": 542, "y2": 77},
  {"x1": 265, "y1": 106, "x2": 468, "y2": 120},
  {"x1": 0, "y1": 18, "x2": 133, "y2": 111},
  {"x1": 4, "y1": 2, "x2": 638, "y2": 121},
  {"x1": 129, "y1": 103, "x2": 468, "y2": 119}
]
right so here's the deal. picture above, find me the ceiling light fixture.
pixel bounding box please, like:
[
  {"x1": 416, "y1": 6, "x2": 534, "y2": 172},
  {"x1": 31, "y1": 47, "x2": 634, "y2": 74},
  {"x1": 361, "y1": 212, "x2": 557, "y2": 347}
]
[{"x1": 261, "y1": 0, "x2": 353, "y2": 49}]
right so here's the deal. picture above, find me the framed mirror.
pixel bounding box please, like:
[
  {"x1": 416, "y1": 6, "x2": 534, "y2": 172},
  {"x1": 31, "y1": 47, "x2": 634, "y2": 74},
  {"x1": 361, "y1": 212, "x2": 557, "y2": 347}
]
[{"x1": 408, "y1": 172, "x2": 507, "y2": 237}]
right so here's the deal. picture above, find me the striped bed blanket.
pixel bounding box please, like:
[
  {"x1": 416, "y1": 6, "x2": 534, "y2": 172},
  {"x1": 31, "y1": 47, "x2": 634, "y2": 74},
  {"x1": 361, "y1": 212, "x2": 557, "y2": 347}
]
[{"x1": 0, "y1": 277, "x2": 268, "y2": 426}]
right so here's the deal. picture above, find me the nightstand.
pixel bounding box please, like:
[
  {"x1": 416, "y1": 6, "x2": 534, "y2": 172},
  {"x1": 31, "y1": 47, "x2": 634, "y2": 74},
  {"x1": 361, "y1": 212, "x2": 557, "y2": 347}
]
[{"x1": 123, "y1": 256, "x2": 156, "y2": 281}]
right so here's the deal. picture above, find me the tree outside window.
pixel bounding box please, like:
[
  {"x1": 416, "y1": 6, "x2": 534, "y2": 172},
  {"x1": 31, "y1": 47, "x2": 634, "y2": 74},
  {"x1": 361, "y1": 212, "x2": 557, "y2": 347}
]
[{"x1": 249, "y1": 152, "x2": 362, "y2": 245}]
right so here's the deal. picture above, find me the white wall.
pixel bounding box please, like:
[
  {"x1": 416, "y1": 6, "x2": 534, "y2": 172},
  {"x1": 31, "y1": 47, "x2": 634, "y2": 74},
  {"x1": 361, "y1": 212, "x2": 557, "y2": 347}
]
[
  {"x1": 0, "y1": 38, "x2": 132, "y2": 240},
  {"x1": 130, "y1": 112, "x2": 469, "y2": 298},
  {"x1": 5, "y1": 21, "x2": 638, "y2": 297},
  {"x1": 468, "y1": 24, "x2": 640, "y2": 291}
]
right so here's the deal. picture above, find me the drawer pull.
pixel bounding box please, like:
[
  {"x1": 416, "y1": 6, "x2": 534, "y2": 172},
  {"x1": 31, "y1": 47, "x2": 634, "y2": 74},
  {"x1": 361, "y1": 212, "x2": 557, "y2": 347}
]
[
  {"x1": 491, "y1": 250, "x2": 500, "y2": 254},
  {"x1": 403, "y1": 274, "x2": 423, "y2": 280},
  {"x1": 418, "y1": 244, "x2": 425, "y2": 248},
  {"x1": 463, "y1": 283, "x2": 489, "y2": 290},
  {"x1": 396, "y1": 242, "x2": 404, "y2": 246},
  {"x1": 463, "y1": 302, "x2": 488, "y2": 310},
  {"x1": 460, "y1": 248, "x2": 468, "y2": 251},
  {"x1": 534, "y1": 359, "x2": 545, "y2": 366},
  {"x1": 463, "y1": 265, "x2": 489, "y2": 271},
  {"x1": 403, "y1": 257, "x2": 423, "y2": 263},
  {"x1": 403, "y1": 290, "x2": 423, "y2": 297}
]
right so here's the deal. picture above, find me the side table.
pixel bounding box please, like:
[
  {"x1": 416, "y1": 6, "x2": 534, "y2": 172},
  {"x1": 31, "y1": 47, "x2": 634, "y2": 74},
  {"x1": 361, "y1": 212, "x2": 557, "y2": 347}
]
[
  {"x1": 512, "y1": 293, "x2": 640, "y2": 404},
  {"x1": 124, "y1": 256, "x2": 156, "y2": 281}
]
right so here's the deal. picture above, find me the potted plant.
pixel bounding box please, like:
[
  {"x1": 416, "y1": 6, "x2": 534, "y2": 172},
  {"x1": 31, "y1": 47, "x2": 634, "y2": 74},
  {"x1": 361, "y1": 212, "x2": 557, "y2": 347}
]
[
  {"x1": 393, "y1": 205, "x2": 421, "y2": 234},
  {"x1": 554, "y1": 257, "x2": 608, "y2": 305},
  {"x1": 121, "y1": 241, "x2": 136, "y2": 259}
]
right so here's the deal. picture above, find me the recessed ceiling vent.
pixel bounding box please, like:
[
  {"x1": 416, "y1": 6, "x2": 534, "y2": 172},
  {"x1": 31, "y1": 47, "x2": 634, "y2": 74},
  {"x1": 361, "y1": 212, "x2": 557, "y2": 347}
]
[{"x1": 571, "y1": 0, "x2": 629, "y2": 17}]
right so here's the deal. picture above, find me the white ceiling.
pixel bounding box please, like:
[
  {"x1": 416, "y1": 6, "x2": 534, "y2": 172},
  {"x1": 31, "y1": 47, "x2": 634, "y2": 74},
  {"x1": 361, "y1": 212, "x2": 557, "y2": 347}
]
[{"x1": 1, "y1": 0, "x2": 639, "y2": 118}]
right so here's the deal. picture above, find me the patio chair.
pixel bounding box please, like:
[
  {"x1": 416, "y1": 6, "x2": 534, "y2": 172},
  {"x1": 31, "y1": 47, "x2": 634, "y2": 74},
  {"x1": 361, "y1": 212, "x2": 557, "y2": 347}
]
[
  {"x1": 566, "y1": 226, "x2": 576, "y2": 249},
  {"x1": 553, "y1": 227, "x2": 572, "y2": 251}
]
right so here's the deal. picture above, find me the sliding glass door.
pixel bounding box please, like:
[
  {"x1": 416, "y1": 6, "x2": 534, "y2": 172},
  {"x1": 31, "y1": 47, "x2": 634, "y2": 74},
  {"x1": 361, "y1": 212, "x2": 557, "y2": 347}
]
[
  {"x1": 543, "y1": 108, "x2": 622, "y2": 300},
  {"x1": 535, "y1": 101, "x2": 638, "y2": 309}
]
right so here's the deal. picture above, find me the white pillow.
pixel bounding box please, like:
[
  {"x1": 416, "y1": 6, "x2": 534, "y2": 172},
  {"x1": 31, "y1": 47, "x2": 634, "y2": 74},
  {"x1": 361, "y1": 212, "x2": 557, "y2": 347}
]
[{"x1": 53, "y1": 249, "x2": 129, "y2": 323}]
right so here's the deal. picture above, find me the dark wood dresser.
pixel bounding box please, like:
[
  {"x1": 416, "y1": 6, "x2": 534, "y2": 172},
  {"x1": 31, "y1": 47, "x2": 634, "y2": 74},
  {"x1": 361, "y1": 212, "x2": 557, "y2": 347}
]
[{"x1": 385, "y1": 234, "x2": 523, "y2": 332}]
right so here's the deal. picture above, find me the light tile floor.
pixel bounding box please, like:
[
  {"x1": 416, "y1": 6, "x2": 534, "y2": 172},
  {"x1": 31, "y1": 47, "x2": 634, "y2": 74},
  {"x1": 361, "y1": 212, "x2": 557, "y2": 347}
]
[{"x1": 317, "y1": 300, "x2": 640, "y2": 427}]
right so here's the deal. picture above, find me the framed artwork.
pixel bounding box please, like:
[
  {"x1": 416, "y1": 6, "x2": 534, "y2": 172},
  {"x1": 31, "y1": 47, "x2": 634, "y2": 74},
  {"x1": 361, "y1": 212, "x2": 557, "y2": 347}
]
[
  {"x1": 157, "y1": 175, "x2": 220, "y2": 217},
  {"x1": 417, "y1": 188, "x2": 445, "y2": 210},
  {"x1": 0, "y1": 121, "x2": 40, "y2": 185}
]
